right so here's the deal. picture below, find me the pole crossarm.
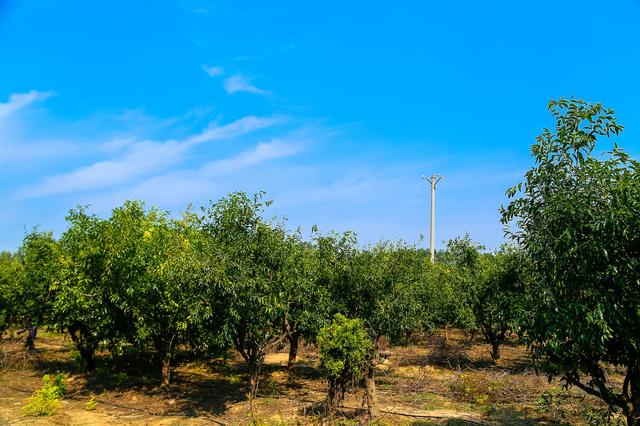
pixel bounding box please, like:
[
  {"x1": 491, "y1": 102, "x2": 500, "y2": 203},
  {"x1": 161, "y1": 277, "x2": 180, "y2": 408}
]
[{"x1": 423, "y1": 175, "x2": 442, "y2": 187}]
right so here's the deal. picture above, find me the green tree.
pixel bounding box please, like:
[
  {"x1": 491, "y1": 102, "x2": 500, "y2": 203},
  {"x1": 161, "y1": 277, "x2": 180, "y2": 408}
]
[
  {"x1": 501, "y1": 98, "x2": 640, "y2": 424},
  {"x1": 472, "y1": 246, "x2": 526, "y2": 362},
  {"x1": 54, "y1": 207, "x2": 119, "y2": 370},
  {"x1": 16, "y1": 231, "x2": 64, "y2": 349},
  {"x1": 280, "y1": 234, "x2": 332, "y2": 373},
  {"x1": 317, "y1": 314, "x2": 372, "y2": 416},
  {"x1": 319, "y1": 233, "x2": 426, "y2": 418},
  {"x1": 0, "y1": 252, "x2": 23, "y2": 335},
  {"x1": 200, "y1": 192, "x2": 289, "y2": 412},
  {"x1": 104, "y1": 201, "x2": 209, "y2": 386},
  {"x1": 438, "y1": 234, "x2": 485, "y2": 341}
]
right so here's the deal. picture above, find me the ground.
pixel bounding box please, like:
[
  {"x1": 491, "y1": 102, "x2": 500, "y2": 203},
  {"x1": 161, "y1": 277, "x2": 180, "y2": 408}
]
[{"x1": 0, "y1": 329, "x2": 619, "y2": 425}]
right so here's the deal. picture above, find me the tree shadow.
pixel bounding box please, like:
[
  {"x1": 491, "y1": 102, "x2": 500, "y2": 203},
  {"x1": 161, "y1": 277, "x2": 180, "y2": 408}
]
[
  {"x1": 296, "y1": 401, "x2": 369, "y2": 423},
  {"x1": 28, "y1": 344, "x2": 248, "y2": 417},
  {"x1": 487, "y1": 406, "x2": 566, "y2": 425}
]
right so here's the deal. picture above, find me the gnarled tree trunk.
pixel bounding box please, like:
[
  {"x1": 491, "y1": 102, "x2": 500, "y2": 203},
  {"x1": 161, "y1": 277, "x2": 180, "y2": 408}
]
[
  {"x1": 626, "y1": 365, "x2": 640, "y2": 426},
  {"x1": 25, "y1": 326, "x2": 37, "y2": 350},
  {"x1": 69, "y1": 327, "x2": 96, "y2": 371},
  {"x1": 364, "y1": 363, "x2": 378, "y2": 419},
  {"x1": 287, "y1": 331, "x2": 301, "y2": 373},
  {"x1": 326, "y1": 378, "x2": 342, "y2": 416},
  {"x1": 490, "y1": 340, "x2": 501, "y2": 362}
]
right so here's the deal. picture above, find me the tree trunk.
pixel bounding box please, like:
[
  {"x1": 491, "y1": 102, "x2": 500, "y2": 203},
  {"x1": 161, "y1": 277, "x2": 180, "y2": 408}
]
[
  {"x1": 628, "y1": 368, "x2": 640, "y2": 426},
  {"x1": 248, "y1": 358, "x2": 262, "y2": 416},
  {"x1": 490, "y1": 339, "x2": 501, "y2": 362},
  {"x1": 326, "y1": 378, "x2": 341, "y2": 416},
  {"x1": 287, "y1": 331, "x2": 301, "y2": 373},
  {"x1": 159, "y1": 334, "x2": 176, "y2": 387},
  {"x1": 364, "y1": 363, "x2": 378, "y2": 419},
  {"x1": 467, "y1": 329, "x2": 476, "y2": 345},
  {"x1": 79, "y1": 347, "x2": 96, "y2": 371},
  {"x1": 68, "y1": 327, "x2": 96, "y2": 371},
  {"x1": 161, "y1": 351, "x2": 171, "y2": 387},
  {"x1": 24, "y1": 326, "x2": 37, "y2": 350},
  {"x1": 443, "y1": 324, "x2": 449, "y2": 347}
]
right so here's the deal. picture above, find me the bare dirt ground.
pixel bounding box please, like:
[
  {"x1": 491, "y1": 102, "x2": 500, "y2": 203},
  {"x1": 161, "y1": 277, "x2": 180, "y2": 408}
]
[{"x1": 0, "y1": 330, "x2": 615, "y2": 425}]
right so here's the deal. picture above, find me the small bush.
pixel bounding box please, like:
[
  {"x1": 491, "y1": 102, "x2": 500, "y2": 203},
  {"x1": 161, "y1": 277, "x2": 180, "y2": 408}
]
[
  {"x1": 23, "y1": 374, "x2": 66, "y2": 416},
  {"x1": 317, "y1": 314, "x2": 372, "y2": 381},
  {"x1": 317, "y1": 314, "x2": 372, "y2": 414},
  {"x1": 85, "y1": 396, "x2": 98, "y2": 411}
]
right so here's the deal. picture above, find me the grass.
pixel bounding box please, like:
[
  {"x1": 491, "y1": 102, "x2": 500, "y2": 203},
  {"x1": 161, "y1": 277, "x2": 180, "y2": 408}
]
[{"x1": 0, "y1": 328, "x2": 619, "y2": 425}]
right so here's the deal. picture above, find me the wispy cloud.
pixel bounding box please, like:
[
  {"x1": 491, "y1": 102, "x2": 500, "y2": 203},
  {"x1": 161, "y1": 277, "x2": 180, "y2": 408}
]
[
  {"x1": 187, "y1": 115, "x2": 282, "y2": 144},
  {"x1": 202, "y1": 65, "x2": 224, "y2": 77},
  {"x1": 200, "y1": 138, "x2": 304, "y2": 175},
  {"x1": 22, "y1": 115, "x2": 284, "y2": 198},
  {"x1": 78, "y1": 138, "x2": 307, "y2": 210},
  {"x1": 223, "y1": 75, "x2": 269, "y2": 95},
  {"x1": 0, "y1": 90, "x2": 54, "y2": 120}
]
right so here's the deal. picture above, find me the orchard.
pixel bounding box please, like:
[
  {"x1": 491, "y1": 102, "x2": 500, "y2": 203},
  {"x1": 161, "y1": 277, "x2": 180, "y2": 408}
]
[{"x1": 1, "y1": 98, "x2": 639, "y2": 425}]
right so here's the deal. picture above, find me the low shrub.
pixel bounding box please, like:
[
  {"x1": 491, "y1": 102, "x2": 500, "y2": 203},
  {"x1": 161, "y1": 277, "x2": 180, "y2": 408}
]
[{"x1": 23, "y1": 373, "x2": 66, "y2": 416}]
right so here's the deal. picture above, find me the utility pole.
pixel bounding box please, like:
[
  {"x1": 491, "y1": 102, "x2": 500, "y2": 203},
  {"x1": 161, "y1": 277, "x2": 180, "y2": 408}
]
[{"x1": 423, "y1": 175, "x2": 442, "y2": 263}]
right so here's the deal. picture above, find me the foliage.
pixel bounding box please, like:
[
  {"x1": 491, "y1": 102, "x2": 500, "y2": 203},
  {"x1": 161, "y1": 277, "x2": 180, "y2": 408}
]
[
  {"x1": 104, "y1": 201, "x2": 209, "y2": 385},
  {"x1": 0, "y1": 252, "x2": 23, "y2": 335},
  {"x1": 199, "y1": 192, "x2": 290, "y2": 408},
  {"x1": 472, "y1": 246, "x2": 527, "y2": 361},
  {"x1": 281, "y1": 231, "x2": 332, "y2": 371},
  {"x1": 18, "y1": 232, "x2": 64, "y2": 323},
  {"x1": 438, "y1": 234, "x2": 484, "y2": 333},
  {"x1": 317, "y1": 314, "x2": 372, "y2": 413},
  {"x1": 85, "y1": 395, "x2": 98, "y2": 411},
  {"x1": 502, "y1": 98, "x2": 640, "y2": 424},
  {"x1": 54, "y1": 207, "x2": 120, "y2": 370},
  {"x1": 23, "y1": 373, "x2": 66, "y2": 416}
]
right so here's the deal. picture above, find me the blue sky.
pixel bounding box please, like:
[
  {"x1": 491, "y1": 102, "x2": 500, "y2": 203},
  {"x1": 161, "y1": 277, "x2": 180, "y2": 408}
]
[{"x1": 1, "y1": 0, "x2": 640, "y2": 251}]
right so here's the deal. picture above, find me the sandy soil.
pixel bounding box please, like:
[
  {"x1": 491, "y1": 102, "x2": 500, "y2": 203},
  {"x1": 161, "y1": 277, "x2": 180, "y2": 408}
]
[{"x1": 0, "y1": 330, "x2": 614, "y2": 425}]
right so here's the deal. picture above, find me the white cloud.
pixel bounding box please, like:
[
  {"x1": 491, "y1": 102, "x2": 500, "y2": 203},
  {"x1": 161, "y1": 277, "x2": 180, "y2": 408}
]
[
  {"x1": 200, "y1": 139, "x2": 304, "y2": 175},
  {"x1": 78, "y1": 139, "x2": 306, "y2": 210},
  {"x1": 24, "y1": 139, "x2": 187, "y2": 197},
  {"x1": 223, "y1": 75, "x2": 268, "y2": 95},
  {"x1": 0, "y1": 91, "x2": 54, "y2": 120},
  {"x1": 202, "y1": 65, "x2": 224, "y2": 77},
  {"x1": 186, "y1": 115, "x2": 282, "y2": 144},
  {"x1": 21, "y1": 115, "x2": 284, "y2": 198}
]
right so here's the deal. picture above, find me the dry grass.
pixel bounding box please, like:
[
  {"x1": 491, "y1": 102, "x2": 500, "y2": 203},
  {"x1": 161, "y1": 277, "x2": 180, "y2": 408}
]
[{"x1": 0, "y1": 329, "x2": 621, "y2": 425}]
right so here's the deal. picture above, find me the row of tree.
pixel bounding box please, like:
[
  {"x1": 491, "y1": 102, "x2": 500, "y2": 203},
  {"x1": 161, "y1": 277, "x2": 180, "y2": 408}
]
[{"x1": 0, "y1": 193, "x2": 525, "y2": 415}]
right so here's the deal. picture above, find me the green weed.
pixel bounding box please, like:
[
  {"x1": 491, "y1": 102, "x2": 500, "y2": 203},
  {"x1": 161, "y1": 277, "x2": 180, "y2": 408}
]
[{"x1": 23, "y1": 373, "x2": 66, "y2": 416}]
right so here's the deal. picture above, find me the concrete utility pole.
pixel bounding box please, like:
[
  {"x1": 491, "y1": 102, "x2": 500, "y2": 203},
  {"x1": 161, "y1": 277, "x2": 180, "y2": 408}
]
[{"x1": 423, "y1": 175, "x2": 442, "y2": 263}]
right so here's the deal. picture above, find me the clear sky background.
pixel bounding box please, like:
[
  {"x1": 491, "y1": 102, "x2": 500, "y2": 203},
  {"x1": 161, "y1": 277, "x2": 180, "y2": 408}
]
[{"x1": 1, "y1": 0, "x2": 639, "y2": 251}]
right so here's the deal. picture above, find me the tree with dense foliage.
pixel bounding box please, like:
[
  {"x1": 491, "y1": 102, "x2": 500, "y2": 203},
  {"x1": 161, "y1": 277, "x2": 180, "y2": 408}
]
[
  {"x1": 200, "y1": 192, "x2": 289, "y2": 411},
  {"x1": 280, "y1": 232, "x2": 331, "y2": 372},
  {"x1": 104, "y1": 201, "x2": 209, "y2": 385},
  {"x1": 502, "y1": 98, "x2": 640, "y2": 424},
  {"x1": 15, "y1": 232, "x2": 64, "y2": 349},
  {"x1": 54, "y1": 207, "x2": 118, "y2": 370},
  {"x1": 0, "y1": 252, "x2": 23, "y2": 336},
  {"x1": 473, "y1": 246, "x2": 526, "y2": 361},
  {"x1": 317, "y1": 314, "x2": 372, "y2": 416},
  {"x1": 319, "y1": 234, "x2": 427, "y2": 418},
  {"x1": 438, "y1": 234, "x2": 484, "y2": 341}
]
